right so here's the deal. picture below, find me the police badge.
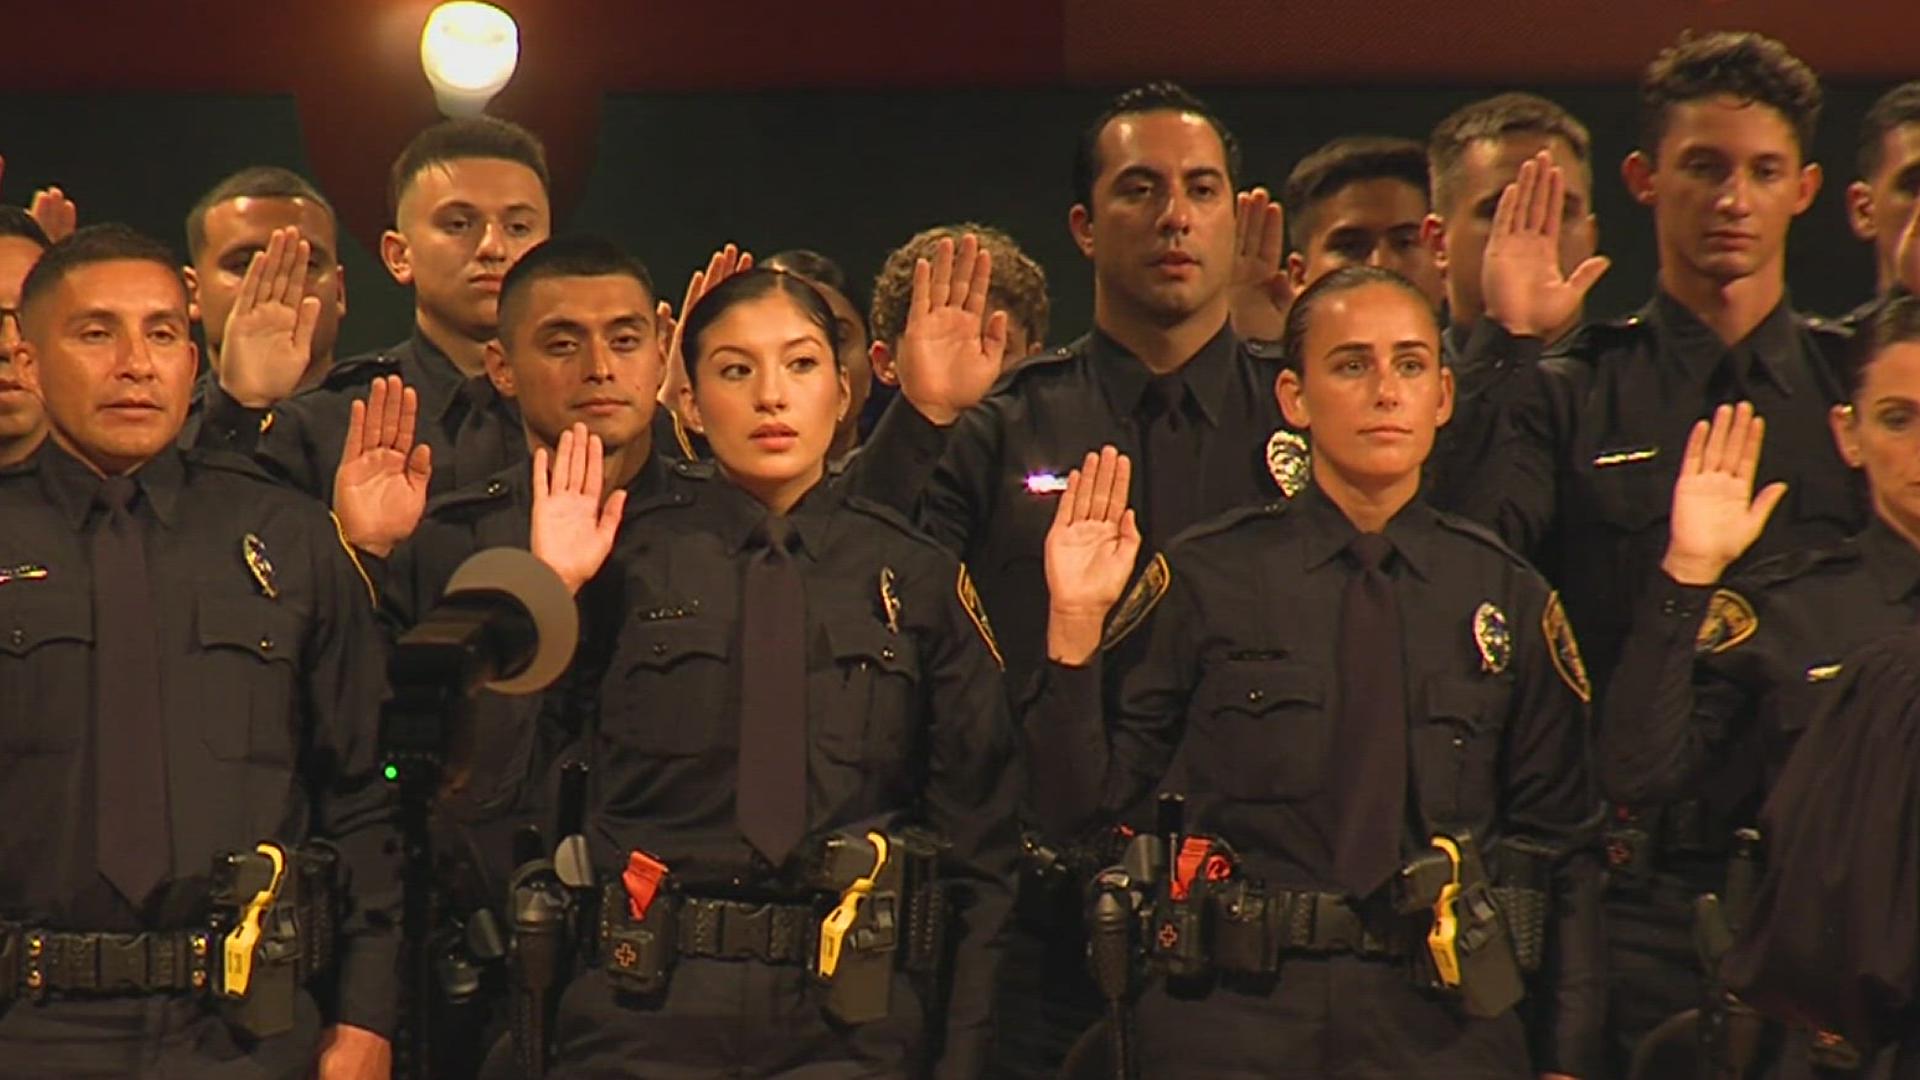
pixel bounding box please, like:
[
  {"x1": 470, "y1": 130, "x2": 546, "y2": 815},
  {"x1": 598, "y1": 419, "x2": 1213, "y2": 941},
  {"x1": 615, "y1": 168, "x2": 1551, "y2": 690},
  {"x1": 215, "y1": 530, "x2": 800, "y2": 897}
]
[
  {"x1": 878, "y1": 567, "x2": 903, "y2": 634},
  {"x1": 243, "y1": 533, "x2": 279, "y2": 600},
  {"x1": 1472, "y1": 602, "x2": 1511, "y2": 674},
  {"x1": 1265, "y1": 430, "x2": 1310, "y2": 498}
]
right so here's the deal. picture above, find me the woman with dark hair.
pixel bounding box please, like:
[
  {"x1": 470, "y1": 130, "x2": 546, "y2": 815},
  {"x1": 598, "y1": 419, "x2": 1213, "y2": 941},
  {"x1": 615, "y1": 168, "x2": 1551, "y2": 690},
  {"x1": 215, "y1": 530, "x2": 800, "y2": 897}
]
[{"x1": 528, "y1": 263, "x2": 1020, "y2": 1078}]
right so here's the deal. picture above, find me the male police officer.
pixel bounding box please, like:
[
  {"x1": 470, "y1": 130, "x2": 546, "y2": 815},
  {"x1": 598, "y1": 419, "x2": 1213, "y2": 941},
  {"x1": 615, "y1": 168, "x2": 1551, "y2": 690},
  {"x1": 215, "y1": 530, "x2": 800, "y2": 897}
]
[{"x1": 0, "y1": 224, "x2": 398, "y2": 1077}]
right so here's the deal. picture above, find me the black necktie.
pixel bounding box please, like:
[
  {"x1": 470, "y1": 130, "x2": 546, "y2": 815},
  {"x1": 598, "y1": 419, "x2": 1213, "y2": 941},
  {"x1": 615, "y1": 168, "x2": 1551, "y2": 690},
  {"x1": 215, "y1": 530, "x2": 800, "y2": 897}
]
[
  {"x1": 1333, "y1": 532, "x2": 1407, "y2": 897},
  {"x1": 91, "y1": 475, "x2": 171, "y2": 906},
  {"x1": 1140, "y1": 374, "x2": 1200, "y2": 547},
  {"x1": 737, "y1": 515, "x2": 807, "y2": 866}
]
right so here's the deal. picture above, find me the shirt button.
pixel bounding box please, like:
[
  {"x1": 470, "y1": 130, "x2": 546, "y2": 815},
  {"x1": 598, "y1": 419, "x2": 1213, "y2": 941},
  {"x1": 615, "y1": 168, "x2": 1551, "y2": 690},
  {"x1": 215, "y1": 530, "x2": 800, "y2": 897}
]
[
  {"x1": 881, "y1": 646, "x2": 896, "y2": 662},
  {"x1": 1246, "y1": 689, "x2": 1265, "y2": 704},
  {"x1": 486, "y1": 480, "x2": 506, "y2": 496},
  {"x1": 651, "y1": 642, "x2": 667, "y2": 656},
  {"x1": 259, "y1": 634, "x2": 274, "y2": 652},
  {"x1": 8, "y1": 627, "x2": 21, "y2": 647}
]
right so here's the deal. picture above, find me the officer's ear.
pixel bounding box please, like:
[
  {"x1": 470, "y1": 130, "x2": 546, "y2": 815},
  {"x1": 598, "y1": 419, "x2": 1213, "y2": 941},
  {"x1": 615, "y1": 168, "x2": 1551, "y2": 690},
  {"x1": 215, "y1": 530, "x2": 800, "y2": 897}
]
[
  {"x1": 1792, "y1": 161, "x2": 1823, "y2": 217},
  {"x1": 1830, "y1": 402, "x2": 1865, "y2": 468},
  {"x1": 483, "y1": 339, "x2": 516, "y2": 400},
  {"x1": 1068, "y1": 204, "x2": 1095, "y2": 260},
  {"x1": 1421, "y1": 213, "x2": 1449, "y2": 274},
  {"x1": 1622, "y1": 151, "x2": 1657, "y2": 208},
  {"x1": 1846, "y1": 180, "x2": 1878, "y2": 241},
  {"x1": 380, "y1": 229, "x2": 414, "y2": 287},
  {"x1": 181, "y1": 265, "x2": 202, "y2": 325},
  {"x1": 1435, "y1": 363, "x2": 1456, "y2": 429},
  {"x1": 1286, "y1": 252, "x2": 1309, "y2": 292},
  {"x1": 1276, "y1": 367, "x2": 1310, "y2": 429},
  {"x1": 334, "y1": 262, "x2": 349, "y2": 322},
  {"x1": 869, "y1": 339, "x2": 899, "y2": 387}
]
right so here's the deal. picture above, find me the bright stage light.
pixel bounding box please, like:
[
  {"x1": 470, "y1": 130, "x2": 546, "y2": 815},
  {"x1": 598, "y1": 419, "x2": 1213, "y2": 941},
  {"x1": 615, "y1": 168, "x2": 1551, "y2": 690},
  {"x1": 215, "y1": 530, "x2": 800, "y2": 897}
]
[{"x1": 420, "y1": 2, "x2": 520, "y2": 118}]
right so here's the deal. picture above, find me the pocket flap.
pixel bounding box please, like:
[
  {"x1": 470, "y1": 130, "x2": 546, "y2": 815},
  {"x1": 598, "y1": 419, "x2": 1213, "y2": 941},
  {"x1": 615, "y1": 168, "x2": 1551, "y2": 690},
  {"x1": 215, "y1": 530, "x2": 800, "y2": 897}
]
[
  {"x1": 626, "y1": 618, "x2": 731, "y2": 671},
  {"x1": 196, "y1": 595, "x2": 299, "y2": 664},
  {"x1": 823, "y1": 618, "x2": 918, "y2": 677},
  {"x1": 1199, "y1": 660, "x2": 1324, "y2": 716},
  {"x1": 0, "y1": 588, "x2": 93, "y2": 656}
]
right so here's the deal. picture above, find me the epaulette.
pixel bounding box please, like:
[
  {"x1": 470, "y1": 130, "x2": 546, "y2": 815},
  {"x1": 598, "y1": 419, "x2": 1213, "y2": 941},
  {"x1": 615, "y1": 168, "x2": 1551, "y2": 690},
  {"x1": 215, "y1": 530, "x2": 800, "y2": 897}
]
[
  {"x1": 670, "y1": 458, "x2": 717, "y2": 482},
  {"x1": 1165, "y1": 498, "x2": 1288, "y2": 550},
  {"x1": 843, "y1": 494, "x2": 949, "y2": 553},
  {"x1": 317, "y1": 352, "x2": 402, "y2": 392},
  {"x1": 1432, "y1": 509, "x2": 1532, "y2": 569},
  {"x1": 1560, "y1": 312, "x2": 1650, "y2": 361},
  {"x1": 1241, "y1": 338, "x2": 1286, "y2": 364},
  {"x1": 1731, "y1": 540, "x2": 1861, "y2": 594},
  {"x1": 993, "y1": 339, "x2": 1084, "y2": 393}
]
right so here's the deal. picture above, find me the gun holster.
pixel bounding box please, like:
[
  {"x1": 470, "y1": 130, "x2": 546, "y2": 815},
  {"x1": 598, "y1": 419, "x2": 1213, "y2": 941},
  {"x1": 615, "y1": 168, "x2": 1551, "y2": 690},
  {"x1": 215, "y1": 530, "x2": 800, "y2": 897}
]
[{"x1": 813, "y1": 831, "x2": 902, "y2": 1025}]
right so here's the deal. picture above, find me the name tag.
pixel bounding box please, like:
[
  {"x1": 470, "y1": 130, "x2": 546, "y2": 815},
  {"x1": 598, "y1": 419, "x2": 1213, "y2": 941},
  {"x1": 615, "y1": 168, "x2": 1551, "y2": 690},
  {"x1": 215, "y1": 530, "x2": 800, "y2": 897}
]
[
  {"x1": 1593, "y1": 446, "x2": 1659, "y2": 468},
  {"x1": 1023, "y1": 472, "x2": 1070, "y2": 495},
  {"x1": 1804, "y1": 663, "x2": 1842, "y2": 683}
]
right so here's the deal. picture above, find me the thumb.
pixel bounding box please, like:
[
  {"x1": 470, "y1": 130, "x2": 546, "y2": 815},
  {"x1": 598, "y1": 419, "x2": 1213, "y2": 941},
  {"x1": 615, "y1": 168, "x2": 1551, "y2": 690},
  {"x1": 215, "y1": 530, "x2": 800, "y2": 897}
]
[
  {"x1": 1566, "y1": 255, "x2": 1611, "y2": 296},
  {"x1": 294, "y1": 295, "x2": 321, "y2": 357},
  {"x1": 599, "y1": 489, "x2": 629, "y2": 537},
  {"x1": 408, "y1": 442, "x2": 433, "y2": 483},
  {"x1": 983, "y1": 309, "x2": 1009, "y2": 368},
  {"x1": 1120, "y1": 508, "x2": 1142, "y2": 548},
  {"x1": 1749, "y1": 481, "x2": 1789, "y2": 532}
]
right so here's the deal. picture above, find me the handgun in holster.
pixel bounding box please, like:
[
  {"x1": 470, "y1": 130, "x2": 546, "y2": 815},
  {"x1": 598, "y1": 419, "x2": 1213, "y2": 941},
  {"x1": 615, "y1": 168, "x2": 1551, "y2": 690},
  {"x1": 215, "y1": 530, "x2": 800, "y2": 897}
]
[
  {"x1": 1398, "y1": 830, "x2": 1524, "y2": 1019},
  {"x1": 813, "y1": 830, "x2": 905, "y2": 1025},
  {"x1": 507, "y1": 835, "x2": 572, "y2": 1079},
  {"x1": 210, "y1": 841, "x2": 301, "y2": 1039},
  {"x1": 1694, "y1": 827, "x2": 1770, "y2": 1076},
  {"x1": 1084, "y1": 822, "x2": 1163, "y2": 1080}
]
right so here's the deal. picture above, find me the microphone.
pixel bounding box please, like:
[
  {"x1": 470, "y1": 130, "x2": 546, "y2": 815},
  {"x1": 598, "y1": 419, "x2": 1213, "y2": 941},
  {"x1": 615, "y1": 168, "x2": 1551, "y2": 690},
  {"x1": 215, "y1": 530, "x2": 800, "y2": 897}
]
[{"x1": 395, "y1": 547, "x2": 579, "y2": 696}]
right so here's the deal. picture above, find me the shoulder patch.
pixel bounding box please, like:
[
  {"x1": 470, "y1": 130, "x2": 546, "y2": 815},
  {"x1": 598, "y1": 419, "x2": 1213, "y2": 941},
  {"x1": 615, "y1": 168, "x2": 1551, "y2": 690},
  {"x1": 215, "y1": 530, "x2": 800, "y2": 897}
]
[
  {"x1": 1542, "y1": 591, "x2": 1591, "y2": 703},
  {"x1": 671, "y1": 459, "x2": 717, "y2": 481},
  {"x1": 956, "y1": 564, "x2": 1003, "y2": 669},
  {"x1": 1101, "y1": 552, "x2": 1170, "y2": 652},
  {"x1": 1695, "y1": 588, "x2": 1758, "y2": 655},
  {"x1": 328, "y1": 511, "x2": 378, "y2": 606}
]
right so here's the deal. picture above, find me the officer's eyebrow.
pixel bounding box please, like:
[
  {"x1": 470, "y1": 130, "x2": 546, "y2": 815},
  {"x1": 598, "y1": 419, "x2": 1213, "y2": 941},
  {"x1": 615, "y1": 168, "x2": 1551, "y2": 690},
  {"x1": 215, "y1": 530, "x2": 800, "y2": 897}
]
[{"x1": 708, "y1": 336, "x2": 823, "y2": 360}]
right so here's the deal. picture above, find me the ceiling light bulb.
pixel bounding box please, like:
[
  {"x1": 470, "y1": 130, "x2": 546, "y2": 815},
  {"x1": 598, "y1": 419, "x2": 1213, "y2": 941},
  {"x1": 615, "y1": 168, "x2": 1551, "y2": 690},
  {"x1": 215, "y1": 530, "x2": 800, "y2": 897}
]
[{"x1": 420, "y1": 2, "x2": 520, "y2": 118}]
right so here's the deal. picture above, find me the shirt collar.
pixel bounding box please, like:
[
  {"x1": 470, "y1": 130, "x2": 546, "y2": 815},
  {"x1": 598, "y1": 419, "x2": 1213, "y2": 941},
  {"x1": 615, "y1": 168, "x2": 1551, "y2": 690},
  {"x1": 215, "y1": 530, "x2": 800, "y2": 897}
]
[
  {"x1": 1294, "y1": 483, "x2": 1434, "y2": 580},
  {"x1": 1651, "y1": 290, "x2": 1800, "y2": 394},
  {"x1": 399, "y1": 328, "x2": 465, "y2": 397},
  {"x1": 34, "y1": 439, "x2": 185, "y2": 531},
  {"x1": 1860, "y1": 514, "x2": 1920, "y2": 604},
  {"x1": 1088, "y1": 318, "x2": 1238, "y2": 426},
  {"x1": 711, "y1": 473, "x2": 841, "y2": 559}
]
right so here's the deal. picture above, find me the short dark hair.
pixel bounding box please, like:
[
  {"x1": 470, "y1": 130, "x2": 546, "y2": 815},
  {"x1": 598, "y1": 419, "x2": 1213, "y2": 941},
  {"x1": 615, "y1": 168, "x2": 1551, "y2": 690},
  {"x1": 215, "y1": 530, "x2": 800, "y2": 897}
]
[
  {"x1": 387, "y1": 116, "x2": 551, "y2": 222},
  {"x1": 1283, "y1": 136, "x2": 1430, "y2": 250},
  {"x1": 1073, "y1": 81, "x2": 1241, "y2": 213},
  {"x1": 1280, "y1": 265, "x2": 1439, "y2": 376},
  {"x1": 1428, "y1": 93, "x2": 1593, "y2": 212},
  {"x1": 0, "y1": 208, "x2": 51, "y2": 250},
  {"x1": 1858, "y1": 82, "x2": 1920, "y2": 181},
  {"x1": 497, "y1": 233, "x2": 656, "y2": 339},
  {"x1": 763, "y1": 249, "x2": 867, "y2": 340},
  {"x1": 680, "y1": 267, "x2": 841, "y2": 389},
  {"x1": 869, "y1": 223, "x2": 1051, "y2": 350},
  {"x1": 184, "y1": 166, "x2": 337, "y2": 260},
  {"x1": 20, "y1": 224, "x2": 187, "y2": 325},
  {"x1": 1846, "y1": 292, "x2": 1920, "y2": 398},
  {"x1": 1639, "y1": 30, "x2": 1822, "y2": 159}
]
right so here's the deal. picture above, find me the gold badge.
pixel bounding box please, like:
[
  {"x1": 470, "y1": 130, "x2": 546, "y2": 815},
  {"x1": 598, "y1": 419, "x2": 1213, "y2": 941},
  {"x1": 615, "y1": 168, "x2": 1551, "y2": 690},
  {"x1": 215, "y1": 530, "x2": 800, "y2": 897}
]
[
  {"x1": 0, "y1": 563, "x2": 50, "y2": 587},
  {"x1": 1804, "y1": 663, "x2": 1842, "y2": 683},
  {"x1": 879, "y1": 567, "x2": 902, "y2": 634},
  {"x1": 1542, "y1": 591, "x2": 1591, "y2": 703},
  {"x1": 1101, "y1": 552, "x2": 1171, "y2": 652},
  {"x1": 243, "y1": 533, "x2": 279, "y2": 600},
  {"x1": 1265, "y1": 429, "x2": 1310, "y2": 498},
  {"x1": 1472, "y1": 602, "x2": 1511, "y2": 674},
  {"x1": 1592, "y1": 446, "x2": 1658, "y2": 468},
  {"x1": 1694, "y1": 589, "x2": 1757, "y2": 655},
  {"x1": 956, "y1": 564, "x2": 1002, "y2": 670}
]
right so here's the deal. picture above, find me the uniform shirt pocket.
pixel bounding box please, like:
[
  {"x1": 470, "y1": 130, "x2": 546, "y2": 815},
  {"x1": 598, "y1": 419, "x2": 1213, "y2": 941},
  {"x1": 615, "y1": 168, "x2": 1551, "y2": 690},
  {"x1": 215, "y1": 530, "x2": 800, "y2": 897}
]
[
  {"x1": 0, "y1": 588, "x2": 92, "y2": 753},
  {"x1": 819, "y1": 618, "x2": 921, "y2": 767},
  {"x1": 1577, "y1": 454, "x2": 1672, "y2": 533},
  {"x1": 1188, "y1": 659, "x2": 1327, "y2": 802},
  {"x1": 1412, "y1": 674, "x2": 1507, "y2": 824},
  {"x1": 195, "y1": 594, "x2": 302, "y2": 765},
  {"x1": 607, "y1": 617, "x2": 733, "y2": 756}
]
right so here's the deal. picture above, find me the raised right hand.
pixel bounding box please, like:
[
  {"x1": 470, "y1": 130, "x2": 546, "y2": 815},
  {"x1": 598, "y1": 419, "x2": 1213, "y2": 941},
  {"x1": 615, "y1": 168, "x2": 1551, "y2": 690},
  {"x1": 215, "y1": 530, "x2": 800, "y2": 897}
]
[
  {"x1": 1481, "y1": 151, "x2": 1610, "y2": 338},
  {"x1": 531, "y1": 423, "x2": 627, "y2": 596},
  {"x1": 1661, "y1": 402, "x2": 1787, "y2": 586},
  {"x1": 1045, "y1": 446, "x2": 1141, "y2": 665},
  {"x1": 659, "y1": 244, "x2": 753, "y2": 426},
  {"x1": 219, "y1": 226, "x2": 322, "y2": 407}
]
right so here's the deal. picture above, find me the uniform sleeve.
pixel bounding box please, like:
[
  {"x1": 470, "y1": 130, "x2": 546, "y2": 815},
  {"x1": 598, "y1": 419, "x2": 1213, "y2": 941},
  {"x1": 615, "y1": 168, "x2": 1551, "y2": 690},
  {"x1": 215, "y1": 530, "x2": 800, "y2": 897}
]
[
  {"x1": 256, "y1": 391, "x2": 337, "y2": 500},
  {"x1": 303, "y1": 512, "x2": 403, "y2": 1037},
  {"x1": 1503, "y1": 580, "x2": 1607, "y2": 1077},
  {"x1": 921, "y1": 565, "x2": 1022, "y2": 1080},
  {"x1": 1447, "y1": 324, "x2": 1561, "y2": 561},
  {"x1": 191, "y1": 380, "x2": 273, "y2": 457},
  {"x1": 833, "y1": 396, "x2": 953, "y2": 518},
  {"x1": 1597, "y1": 572, "x2": 1754, "y2": 805},
  {"x1": 1019, "y1": 564, "x2": 1200, "y2": 840},
  {"x1": 1725, "y1": 632, "x2": 1920, "y2": 1047},
  {"x1": 914, "y1": 398, "x2": 1004, "y2": 561}
]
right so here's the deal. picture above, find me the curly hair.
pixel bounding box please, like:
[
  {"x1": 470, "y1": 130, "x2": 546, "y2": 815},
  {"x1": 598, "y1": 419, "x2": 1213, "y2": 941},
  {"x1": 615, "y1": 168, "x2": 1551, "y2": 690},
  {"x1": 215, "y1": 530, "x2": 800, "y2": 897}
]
[
  {"x1": 1639, "y1": 30, "x2": 1822, "y2": 158},
  {"x1": 869, "y1": 223, "x2": 1050, "y2": 352}
]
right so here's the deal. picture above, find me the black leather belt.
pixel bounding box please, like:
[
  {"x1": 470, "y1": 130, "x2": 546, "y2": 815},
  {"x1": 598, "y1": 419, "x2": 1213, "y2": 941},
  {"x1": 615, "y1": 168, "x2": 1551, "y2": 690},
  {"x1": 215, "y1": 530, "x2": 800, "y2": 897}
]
[
  {"x1": 1205, "y1": 887, "x2": 1414, "y2": 974},
  {"x1": 675, "y1": 896, "x2": 818, "y2": 966},
  {"x1": 0, "y1": 925, "x2": 217, "y2": 997}
]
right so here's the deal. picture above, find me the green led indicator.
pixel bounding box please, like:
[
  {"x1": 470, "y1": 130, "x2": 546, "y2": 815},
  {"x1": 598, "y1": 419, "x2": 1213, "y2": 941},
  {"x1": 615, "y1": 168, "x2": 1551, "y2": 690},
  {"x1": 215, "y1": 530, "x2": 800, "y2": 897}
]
[{"x1": 383, "y1": 764, "x2": 400, "y2": 782}]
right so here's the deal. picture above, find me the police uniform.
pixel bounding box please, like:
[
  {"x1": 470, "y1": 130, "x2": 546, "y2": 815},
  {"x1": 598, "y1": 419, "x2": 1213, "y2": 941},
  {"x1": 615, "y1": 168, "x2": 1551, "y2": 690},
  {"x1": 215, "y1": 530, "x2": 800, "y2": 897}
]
[
  {"x1": 1594, "y1": 518, "x2": 1920, "y2": 1072},
  {"x1": 0, "y1": 440, "x2": 399, "y2": 1074},
  {"x1": 1720, "y1": 625, "x2": 1920, "y2": 1072},
  {"x1": 1024, "y1": 485, "x2": 1605, "y2": 1079},
  {"x1": 1452, "y1": 291, "x2": 1867, "y2": 1071},
  {"x1": 547, "y1": 465, "x2": 1020, "y2": 1078},
  {"x1": 193, "y1": 332, "x2": 525, "y2": 502}
]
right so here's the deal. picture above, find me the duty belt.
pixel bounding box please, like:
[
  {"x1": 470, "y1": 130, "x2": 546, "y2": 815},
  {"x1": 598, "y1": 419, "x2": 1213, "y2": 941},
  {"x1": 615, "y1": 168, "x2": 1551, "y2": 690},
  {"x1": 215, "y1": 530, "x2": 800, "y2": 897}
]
[
  {"x1": 596, "y1": 885, "x2": 818, "y2": 968},
  {"x1": 1, "y1": 926, "x2": 217, "y2": 997},
  {"x1": 1207, "y1": 888, "x2": 1415, "y2": 967}
]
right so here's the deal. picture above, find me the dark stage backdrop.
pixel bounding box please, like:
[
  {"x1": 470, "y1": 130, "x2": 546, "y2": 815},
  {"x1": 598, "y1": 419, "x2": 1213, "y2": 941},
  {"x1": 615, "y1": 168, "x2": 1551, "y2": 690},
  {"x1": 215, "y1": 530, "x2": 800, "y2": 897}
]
[{"x1": 0, "y1": 82, "x2": 1897, "y2": 359}]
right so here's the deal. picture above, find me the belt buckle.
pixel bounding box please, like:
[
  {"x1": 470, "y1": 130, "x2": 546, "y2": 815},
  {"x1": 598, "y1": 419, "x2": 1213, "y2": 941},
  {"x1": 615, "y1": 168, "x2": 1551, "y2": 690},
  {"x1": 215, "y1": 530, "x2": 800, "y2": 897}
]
[
  {"x1": 96, "y1": 933, "x2": 151, "y2": 993},
  {"x1": 718, "y1": 903, "x2": 771, "y2": 961}
]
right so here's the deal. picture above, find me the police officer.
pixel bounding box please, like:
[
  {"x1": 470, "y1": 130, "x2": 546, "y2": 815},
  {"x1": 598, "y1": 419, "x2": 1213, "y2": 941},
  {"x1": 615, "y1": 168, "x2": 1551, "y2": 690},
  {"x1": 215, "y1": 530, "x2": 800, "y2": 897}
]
[
  {"x1": 1449, "y1": 32, "x2": 1867, "y2": 1067},
  {"x1": 0, "y1": 205, "x2": 52, "y2": 466},
  {"x1": 197, "y1": 117, "x2": 556, "y2": 500},
  {"x1": 524, "y1": 266, "x2": 1018, "y2": 1077},
  {"x1": 0, "y1": 224, "x2": 398, "y2": 1076},
  {"x1": 1840, "y1": 81, "x2": 1920, "y2": 327},
  {"x1": 1031, "y1": 266, "x2": 1603, "y2": 1079}
]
